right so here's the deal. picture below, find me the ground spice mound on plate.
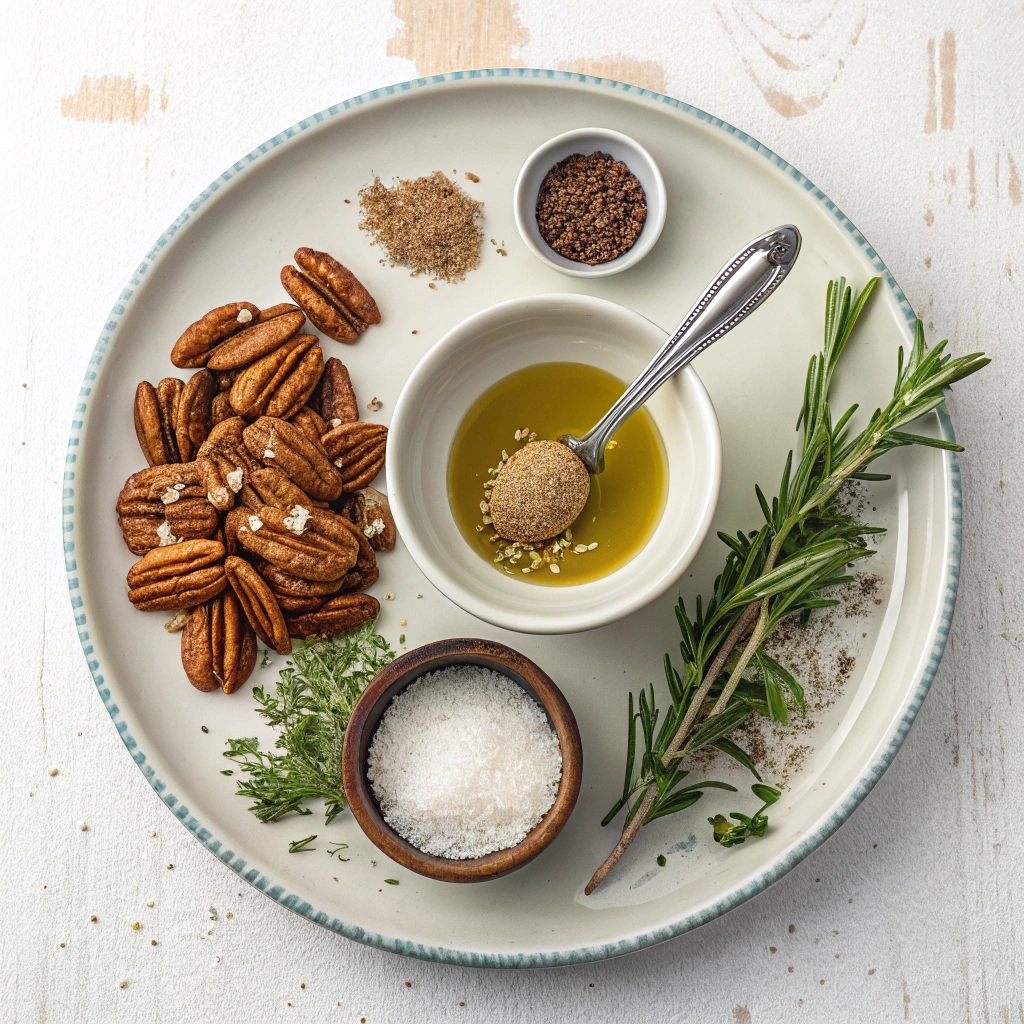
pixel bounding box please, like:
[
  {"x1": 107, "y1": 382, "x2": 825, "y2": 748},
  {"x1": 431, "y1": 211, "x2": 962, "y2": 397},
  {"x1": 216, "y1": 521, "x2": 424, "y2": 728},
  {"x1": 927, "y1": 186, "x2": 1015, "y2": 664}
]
[
  {"x1": 535, "y1": 151, "x2": 647, "y2": 265},
  {"x1": 358, "y1": 171, "x2": 484, "y2": 283}
]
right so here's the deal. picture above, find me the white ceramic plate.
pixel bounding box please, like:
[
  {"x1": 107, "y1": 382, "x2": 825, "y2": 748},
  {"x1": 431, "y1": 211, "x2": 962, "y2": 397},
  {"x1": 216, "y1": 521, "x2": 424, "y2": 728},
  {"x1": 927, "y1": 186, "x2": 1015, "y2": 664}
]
[{"x1": 66, "y1": 70, "x2": 958, "y2": 967}]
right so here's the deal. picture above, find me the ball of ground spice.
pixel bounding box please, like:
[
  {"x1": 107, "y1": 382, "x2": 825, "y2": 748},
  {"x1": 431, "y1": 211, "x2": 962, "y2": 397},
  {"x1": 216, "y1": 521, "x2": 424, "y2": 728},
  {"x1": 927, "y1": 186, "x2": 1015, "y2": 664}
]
[
  {"x1": 489, "y1": 440, "x2": 590, "y2": 543},
  {"x1": 535, "y1": 151, "x2": 647, "y2": 265}
]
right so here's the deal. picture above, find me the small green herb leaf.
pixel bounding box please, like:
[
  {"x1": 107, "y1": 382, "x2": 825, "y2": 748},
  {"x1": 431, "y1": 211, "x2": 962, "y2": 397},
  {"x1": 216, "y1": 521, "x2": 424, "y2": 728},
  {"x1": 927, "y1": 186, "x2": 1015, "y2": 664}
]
[
  {"x1": 656, "y1": 854, "x2": 666, "y2": 867},
  {"x1": 709, "y1": 785, "x2": 782, "y2": 848},
  {"x1": 288, "y1": 834, "x2": 317, "y2": 853},
  {"x1": 751, "y1": 783, "x2": 782, "y2": 806},
  {"x1": 384, "y1": 878, "x2": 400, "y2": 885}
]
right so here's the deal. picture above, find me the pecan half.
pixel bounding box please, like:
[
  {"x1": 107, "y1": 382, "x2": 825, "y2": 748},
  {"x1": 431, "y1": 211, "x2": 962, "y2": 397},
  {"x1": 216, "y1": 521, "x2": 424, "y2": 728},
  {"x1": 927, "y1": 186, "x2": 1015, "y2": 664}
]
[
  {"x1": 285, "y1": 593, "x2": 380, "y2": 638},
  {"x1": 229, "y1": 333, "x2": 324, "y2": 420},
  {"x1": 251, "y1": 559, "x2": 344, "y2": 612},
  {"x1": 224, "y1": 556, "x2": 291, "y2": 655},
  {"x1": 126, "y1": 539, "x2": 227, "y2": 611},
  {"x1": 232, "y1": 505, "x2": 358, "y2": 582},
  {"x1": 339, "y1": 486, "x2": 396, "y2": 551},
  {"x1": 292, "y1": 405, "x2": 327, "y2": 445},
  {"x1": 171, "y1": 302, "x2": 260, "y2": 368},
  {"x1": 119, "y1": 497, "x2": 220, "y2": 555},
  {"x1": 335, "y1": 515, "x2": 379, "y2": 592},
  {"x1": 211, "y1": 392, "x2": 235, "y2": 425},
  {"x1": 196, "y1": 417, "x2": 251, "y2": 512},
  {"x1": 206, "y1": 304, "x2": 306, "y2": 371},
  {"x1": 274, "y1": 592, "x2": 327, "y2": 614},
  {"x1": 240, "y1": 463, "x2": 316, "y2": 511},
  {"x1": 181, "y1": 588, "x2": 257, "y2": 693},
  {"x1": 243, "y1": 416, "x2": 342, "y2": 501},
  {"x1": 320, "y1": 422, "x2": 387, "y2": 491},
  {"x1": 117, "y1": 463, "x2": 206, "y2": 515},
  {"x1": 175, "y1": 369, "x2": 215, "y2": 462},
  {"x1": 316, "y1": 357, "x2": 359, "y2": 427},
  {"x1": 281, "y1": 248, "x2": 380, "y2": 343},
  {"x1": 134, "y1": 378, "x2": 184, "y2": 465}
]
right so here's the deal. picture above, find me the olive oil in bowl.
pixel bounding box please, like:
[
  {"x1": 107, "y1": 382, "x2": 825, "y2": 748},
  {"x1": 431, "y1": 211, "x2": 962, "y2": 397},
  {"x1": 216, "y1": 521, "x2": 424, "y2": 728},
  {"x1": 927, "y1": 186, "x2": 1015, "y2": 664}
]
[{"x1": 447, "y1": 362, "x2": 667, "y2": 585}]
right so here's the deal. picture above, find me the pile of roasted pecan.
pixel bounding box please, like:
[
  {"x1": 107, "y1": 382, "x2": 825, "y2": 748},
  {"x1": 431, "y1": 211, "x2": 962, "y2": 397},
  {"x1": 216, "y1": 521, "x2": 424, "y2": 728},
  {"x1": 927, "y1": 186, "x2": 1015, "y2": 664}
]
[{"x1": 117, "y1": 248, "x2": 397, "y2": 694}]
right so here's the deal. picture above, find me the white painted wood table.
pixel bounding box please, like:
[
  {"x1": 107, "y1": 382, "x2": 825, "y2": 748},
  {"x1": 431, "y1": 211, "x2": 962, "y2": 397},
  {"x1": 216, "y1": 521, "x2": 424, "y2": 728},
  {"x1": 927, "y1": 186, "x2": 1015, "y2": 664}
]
[{"x1": 3, "y1": 1, "x2": 1020, "y2": 1020}]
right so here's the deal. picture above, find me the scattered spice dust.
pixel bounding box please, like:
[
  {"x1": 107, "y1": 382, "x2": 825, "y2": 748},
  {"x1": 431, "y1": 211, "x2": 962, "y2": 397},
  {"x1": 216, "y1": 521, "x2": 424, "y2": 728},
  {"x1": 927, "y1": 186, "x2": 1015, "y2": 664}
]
[
  {"x1": 358, "y1": 171, "x2": 483, "y2": 283},
  {"x1": 686, "y1": 545, "x2": 887, "y2": 784}
]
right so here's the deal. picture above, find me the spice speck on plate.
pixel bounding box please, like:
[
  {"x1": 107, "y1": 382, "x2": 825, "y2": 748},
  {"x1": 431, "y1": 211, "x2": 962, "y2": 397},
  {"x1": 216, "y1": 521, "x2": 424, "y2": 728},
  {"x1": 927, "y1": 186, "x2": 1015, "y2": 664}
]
[{"x1": 366, "y1": 666, "x2": 562, "y2": 859}]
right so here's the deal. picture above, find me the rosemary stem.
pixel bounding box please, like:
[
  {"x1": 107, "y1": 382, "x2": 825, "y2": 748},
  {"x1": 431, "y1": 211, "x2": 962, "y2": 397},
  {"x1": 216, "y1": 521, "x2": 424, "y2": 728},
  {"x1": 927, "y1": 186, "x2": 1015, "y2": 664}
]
[
  {"x1": 708, "y1": 603, "x2": 770, "y2": 717},
  {"x1": 584, "y1": 528, "x2": 790, "y2": 895},
  {"x1": 661, "y1": 601, "x2": 762, "y2": 768},
  {"x1": 584, "y1": 788, "x2": 657, "y2": 895},
  {"x1": 704, "y1": 522, "x2": 792, "y2": 716},
  {"x1": 583, "y1": 601, "x2": 762, "y2": 895}
]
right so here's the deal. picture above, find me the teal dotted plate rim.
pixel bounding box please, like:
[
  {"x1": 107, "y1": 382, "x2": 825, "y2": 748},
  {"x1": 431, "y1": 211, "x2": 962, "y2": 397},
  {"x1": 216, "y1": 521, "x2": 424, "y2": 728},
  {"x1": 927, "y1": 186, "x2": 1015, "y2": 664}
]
[{"x1": 63, "y1": 68, "x2": 958, "y2": 968}]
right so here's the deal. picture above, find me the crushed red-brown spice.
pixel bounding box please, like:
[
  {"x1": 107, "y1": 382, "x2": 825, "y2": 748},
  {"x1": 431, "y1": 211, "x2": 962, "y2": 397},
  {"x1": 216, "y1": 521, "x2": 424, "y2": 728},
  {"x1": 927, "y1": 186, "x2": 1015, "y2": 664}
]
[{"x1": 535, "y1": 151, "x2": 646, "y2": 264}]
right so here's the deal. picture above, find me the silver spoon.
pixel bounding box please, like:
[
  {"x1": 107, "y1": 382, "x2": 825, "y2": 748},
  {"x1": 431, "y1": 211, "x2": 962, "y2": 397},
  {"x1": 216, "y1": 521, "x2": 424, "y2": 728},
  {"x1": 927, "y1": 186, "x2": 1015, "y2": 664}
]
[{"x1": 560, "y1": 225, "x2": 801, "y2": 473}]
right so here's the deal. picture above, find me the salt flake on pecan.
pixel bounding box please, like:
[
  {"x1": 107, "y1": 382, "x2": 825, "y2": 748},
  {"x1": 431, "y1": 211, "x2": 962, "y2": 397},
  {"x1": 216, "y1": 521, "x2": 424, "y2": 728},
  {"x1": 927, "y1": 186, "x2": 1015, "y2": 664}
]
[
  {"x1": 283, "y1": 505, "x2": 311, "y2": 535},
  {"x1": 157, "y1": 521, "x2": 180, "y2": 546}
]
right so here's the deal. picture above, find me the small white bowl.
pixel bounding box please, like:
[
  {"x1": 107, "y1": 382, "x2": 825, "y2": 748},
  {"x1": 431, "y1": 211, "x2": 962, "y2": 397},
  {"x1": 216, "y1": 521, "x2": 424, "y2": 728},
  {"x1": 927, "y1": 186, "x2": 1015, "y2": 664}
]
[
  {"x1": 387, "y1": 294, "x2": 721, "y2": 635},
  {"x1": 513, "y1": 128, "x2": 667, "y2": 277}
]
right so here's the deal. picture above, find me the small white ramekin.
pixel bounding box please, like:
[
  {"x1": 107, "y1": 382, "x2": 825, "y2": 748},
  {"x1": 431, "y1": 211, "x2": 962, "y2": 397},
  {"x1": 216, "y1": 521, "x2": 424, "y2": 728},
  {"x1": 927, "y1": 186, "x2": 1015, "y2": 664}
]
[
  {"x1": 513, "y1": 128, "x2": 667, "y2": 277},
  {"x1": 386, "y1": 294, "x2": 721, "y2": 635}
]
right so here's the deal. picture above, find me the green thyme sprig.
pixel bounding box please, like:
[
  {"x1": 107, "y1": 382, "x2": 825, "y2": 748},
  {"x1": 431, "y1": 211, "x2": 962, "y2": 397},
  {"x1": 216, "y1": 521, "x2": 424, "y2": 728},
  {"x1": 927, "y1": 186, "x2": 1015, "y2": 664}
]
[
  {"x1": 709, "y1": 784, "x2": 782, "y2": 847},
  {"x1": 224, "y1": 623, "x2": 394, "y2": 825},
  {"x1": 585, "y1": 278, "x2": 989, "y2": 894}
]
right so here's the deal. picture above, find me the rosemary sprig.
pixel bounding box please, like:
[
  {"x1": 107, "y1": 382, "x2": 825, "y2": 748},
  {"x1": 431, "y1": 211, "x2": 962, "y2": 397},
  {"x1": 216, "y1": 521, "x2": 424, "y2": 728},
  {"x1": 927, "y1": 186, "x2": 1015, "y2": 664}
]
[
  {"x1": 585, "y1": 277, "x2": 989, "y2": 894},
  {"x1": 224, "y1": 622, "x2": 394, "y2": 825}
]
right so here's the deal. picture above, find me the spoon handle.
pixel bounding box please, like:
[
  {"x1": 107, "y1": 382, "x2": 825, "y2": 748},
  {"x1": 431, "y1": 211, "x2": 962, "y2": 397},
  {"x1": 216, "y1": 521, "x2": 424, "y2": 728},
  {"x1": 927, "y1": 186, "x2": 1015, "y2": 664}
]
[{"x1": 564, "y1": 225, "x2": 801, "y2": 473}]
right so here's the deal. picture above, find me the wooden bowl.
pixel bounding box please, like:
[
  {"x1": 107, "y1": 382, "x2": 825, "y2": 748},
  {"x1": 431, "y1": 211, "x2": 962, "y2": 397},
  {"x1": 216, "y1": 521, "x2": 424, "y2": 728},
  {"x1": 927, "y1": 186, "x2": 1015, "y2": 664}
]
[{"x1": 341, "y1": 638, "x2": 582, "y2": 882}]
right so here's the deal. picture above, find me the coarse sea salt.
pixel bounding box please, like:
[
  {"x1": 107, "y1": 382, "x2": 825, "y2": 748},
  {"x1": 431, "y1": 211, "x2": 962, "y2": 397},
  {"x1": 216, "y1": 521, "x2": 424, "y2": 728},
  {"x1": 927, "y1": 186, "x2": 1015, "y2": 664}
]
[{"x1": 366, "y1": 666, "x2": 562, "y2": 860}]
